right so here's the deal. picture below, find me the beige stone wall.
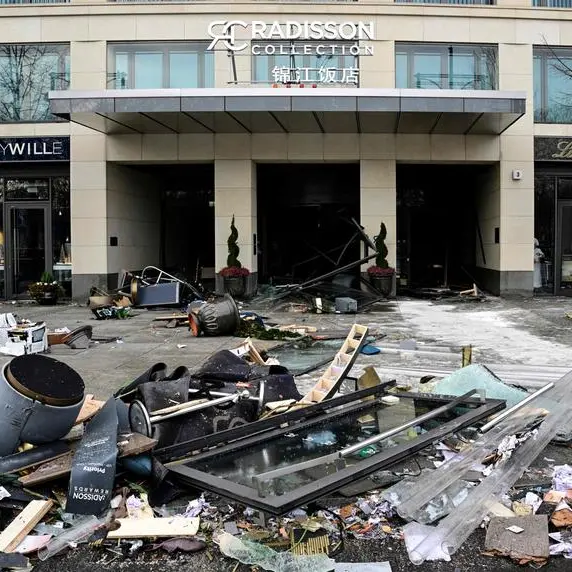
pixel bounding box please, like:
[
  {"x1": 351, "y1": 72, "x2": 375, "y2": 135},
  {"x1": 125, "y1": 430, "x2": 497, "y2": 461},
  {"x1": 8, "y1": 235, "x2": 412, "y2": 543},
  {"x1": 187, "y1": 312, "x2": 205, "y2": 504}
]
[
  {"x1": 106, "y1": 163, "x2": 161, "y2": 274},
  {"x1": 9, "y1": 3, "x2": 572, "y2": 288}
]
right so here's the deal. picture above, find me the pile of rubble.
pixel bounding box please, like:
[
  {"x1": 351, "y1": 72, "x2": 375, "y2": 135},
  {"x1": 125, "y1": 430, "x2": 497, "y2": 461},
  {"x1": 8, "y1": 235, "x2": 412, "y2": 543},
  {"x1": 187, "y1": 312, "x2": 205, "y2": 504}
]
[{"x1": 0, "y1": 315, "x2": 571, "y2": 572}]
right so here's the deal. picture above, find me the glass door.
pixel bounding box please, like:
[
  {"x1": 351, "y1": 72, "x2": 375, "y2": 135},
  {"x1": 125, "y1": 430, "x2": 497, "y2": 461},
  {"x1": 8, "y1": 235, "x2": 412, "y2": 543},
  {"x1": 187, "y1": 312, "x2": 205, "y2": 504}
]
[
  {"x1": 6, "y1": 205, "x2": 50, "y2": 298},
  {"x1": 555, "y1": 200, "x2": 572, "y2": 295}
]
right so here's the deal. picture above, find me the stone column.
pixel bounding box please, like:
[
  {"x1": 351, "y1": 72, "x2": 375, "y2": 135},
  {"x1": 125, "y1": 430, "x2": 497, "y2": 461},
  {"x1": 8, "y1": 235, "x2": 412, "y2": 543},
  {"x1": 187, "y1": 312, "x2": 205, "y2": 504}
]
[
  {"x1": 359, "y1": 148, "x2": 397, "y2": 273},
  {"x1": 214, "y1": 143, "x2": 257, "y2": 293},
  {"x1": 69, "y1": 40, "x2": 109, "y2": 299},
  {"x1": 498, "y1": 43, "x2": 535, "y2": 295},
  {"x1": 359, "y1": 40, "x2": 394, "y2": 89}
]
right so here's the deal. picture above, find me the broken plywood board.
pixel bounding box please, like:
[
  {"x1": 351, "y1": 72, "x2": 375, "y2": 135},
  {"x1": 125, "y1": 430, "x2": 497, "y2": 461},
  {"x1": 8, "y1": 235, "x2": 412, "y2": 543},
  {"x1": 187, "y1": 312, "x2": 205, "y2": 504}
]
[
  {"x1": 107, "y1": 516, "x2": 199, "y2": 539},
  {"x1": 0, "y1": 499, "x2": 53, "y2": 553},
  {"x1": 19, "y1": 433, "x2": 156, "y2": 487},
  {"x1": 74, "y1": 395, "x2": 105, "y2": 425},
  {"x1": 485, "y1": 515, "x2": 549, "y2": 562}
]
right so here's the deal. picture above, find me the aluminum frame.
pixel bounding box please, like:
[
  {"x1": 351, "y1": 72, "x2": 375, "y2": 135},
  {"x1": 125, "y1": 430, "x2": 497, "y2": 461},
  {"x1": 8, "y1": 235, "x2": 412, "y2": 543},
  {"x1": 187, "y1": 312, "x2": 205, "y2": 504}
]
[
  {"x1": 156, "y1": 382, "x2": 397, "y2": 462},
  {"x1": 167, "y1": 393, "x2": 504, "y2": 515}
]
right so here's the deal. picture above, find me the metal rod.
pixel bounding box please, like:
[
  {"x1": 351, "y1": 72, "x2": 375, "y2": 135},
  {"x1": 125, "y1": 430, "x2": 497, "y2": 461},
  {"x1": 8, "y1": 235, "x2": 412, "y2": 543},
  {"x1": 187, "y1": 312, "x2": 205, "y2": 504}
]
[
  {"x1": 479, "y1": 382, "x2": 555, "y2": 433},
  {"x1": 149, "y1": 391, "x2": 249, "y2": 423},
  {"x1": 253, "y1": 390, "x2": 477, "y2": 484},
  {"x1": 341, "y1": 389, "x2": 477, "y2": 456}
]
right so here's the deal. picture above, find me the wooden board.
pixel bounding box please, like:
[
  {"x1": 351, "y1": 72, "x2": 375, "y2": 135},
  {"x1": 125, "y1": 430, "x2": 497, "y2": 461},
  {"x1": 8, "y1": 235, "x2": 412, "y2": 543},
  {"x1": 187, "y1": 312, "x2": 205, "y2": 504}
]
[
  {"x1": 0, "y1": 500, "x2": 53, "y2": 553},
  {"x1": 152, "y1": 315, "x2": 188, "y2": 321},
  {"x1": 485, "y1": 515, "x2": 549, "y2": 561},
  {"x1": 107, "y1": 517, "x2": 199, "y2": 539},
  {"x1": 74, "y1": 395, "x2": 105, "y2": 425},
  {"x1": 19, "y1": 433, "x2": 157, "y2": 487}
]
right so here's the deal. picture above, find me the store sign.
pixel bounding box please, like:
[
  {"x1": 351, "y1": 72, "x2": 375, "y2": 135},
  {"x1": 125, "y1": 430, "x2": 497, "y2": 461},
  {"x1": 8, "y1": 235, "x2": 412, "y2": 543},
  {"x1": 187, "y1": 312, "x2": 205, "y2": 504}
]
[
  {"x1": 207, "y1": 20, "x2": 375, "y2": 55},
  {"x1": 0, "y1": 137, "x2": 70, "y2": 162},
  {"x1": 535, "y1": 137, "x2": 572, "y2": 161},
  {"x1": 271, "y1": 66, "x2": 359, "y2": 85}
]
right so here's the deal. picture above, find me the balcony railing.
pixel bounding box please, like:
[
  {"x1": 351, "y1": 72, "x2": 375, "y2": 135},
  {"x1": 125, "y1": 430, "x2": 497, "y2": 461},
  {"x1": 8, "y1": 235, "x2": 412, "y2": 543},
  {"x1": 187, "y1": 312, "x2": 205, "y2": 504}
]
[
  {"x1": 533, "y1": 0, "x2": 572, "y2": 6},
  {"x1": 396, "y1": 0, "x2": 494, "y2": 4},
  {"x1": 412, "y1": 73, "x2": 494, "y2": 90}
]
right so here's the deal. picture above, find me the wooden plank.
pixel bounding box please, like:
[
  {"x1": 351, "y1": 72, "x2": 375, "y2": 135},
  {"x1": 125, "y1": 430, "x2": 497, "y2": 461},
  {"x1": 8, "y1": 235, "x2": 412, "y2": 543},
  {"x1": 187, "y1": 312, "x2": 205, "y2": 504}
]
[
  {"x1": 152, "y1": 315, "x2": 188, "y2": 321},
  {"x1": 107, "y1": 517, "x2": 199, "y2": 539},
  {"x1": 74, "y1": 396, "x2": 105, "y2": 425},
  {"x1": 19, "y1": 433, "x2": 157, "y2": 487},
  {"x1": 0, "y1": 500, "x2": 53, "y2": 553},
  {"x1": 485, "y1": 515, "x2": 549, "y2": 561}
]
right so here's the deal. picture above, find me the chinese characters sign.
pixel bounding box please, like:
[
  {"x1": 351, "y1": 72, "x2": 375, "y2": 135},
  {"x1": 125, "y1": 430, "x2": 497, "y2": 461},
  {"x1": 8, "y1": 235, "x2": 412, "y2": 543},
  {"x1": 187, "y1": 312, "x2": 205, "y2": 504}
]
[{"x1": 271, "y1": 66, "x2": 359, "y2": 85}]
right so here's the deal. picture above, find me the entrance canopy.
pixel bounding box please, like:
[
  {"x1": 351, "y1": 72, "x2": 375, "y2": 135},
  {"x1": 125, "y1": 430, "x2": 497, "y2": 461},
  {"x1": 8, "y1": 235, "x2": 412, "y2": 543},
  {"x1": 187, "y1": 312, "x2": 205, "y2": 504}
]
[{"x1": 49, "y1": 88, "x2": 525, "y2": 135}]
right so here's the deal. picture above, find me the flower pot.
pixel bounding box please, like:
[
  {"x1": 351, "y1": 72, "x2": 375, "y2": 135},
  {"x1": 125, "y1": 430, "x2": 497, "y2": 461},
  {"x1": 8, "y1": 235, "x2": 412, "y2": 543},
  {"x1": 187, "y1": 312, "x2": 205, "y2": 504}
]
[
  {"x1": 369, "y1": 274, "x2": 394, "y2": 297},
  {"x1": 223, "y1": 276, "x2": 246, "y2": 298}
]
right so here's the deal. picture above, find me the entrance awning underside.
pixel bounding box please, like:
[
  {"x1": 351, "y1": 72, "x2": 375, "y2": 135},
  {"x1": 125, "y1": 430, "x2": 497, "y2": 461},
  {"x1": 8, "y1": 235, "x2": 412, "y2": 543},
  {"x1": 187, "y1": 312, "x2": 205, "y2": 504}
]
[{"x1": 49, "y1": 88, "x2": 526, "y2": 136}]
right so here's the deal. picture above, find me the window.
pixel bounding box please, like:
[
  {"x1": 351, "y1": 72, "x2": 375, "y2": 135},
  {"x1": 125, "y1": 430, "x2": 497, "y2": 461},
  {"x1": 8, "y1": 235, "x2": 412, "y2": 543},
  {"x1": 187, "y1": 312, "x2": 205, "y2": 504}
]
[
  {"x1": 108, "y1": 42, "x2": 214, "y2": 89},
  {"x1": 395, "y1": 43, "x2": 497, "y2": 90},
  {"x1": 252, "y1": 42, "x2": 358, "y2": 86},
  {"x1": 534, "y1": 47, "x2": 572, "y2": 124},
  {"x1": 0, "y1": 44, "x2": 69, "y2": 122}
]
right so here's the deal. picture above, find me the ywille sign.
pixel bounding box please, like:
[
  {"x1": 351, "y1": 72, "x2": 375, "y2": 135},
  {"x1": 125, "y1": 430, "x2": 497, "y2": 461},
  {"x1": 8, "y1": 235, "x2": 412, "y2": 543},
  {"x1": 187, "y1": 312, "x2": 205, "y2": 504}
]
[
  {"x1": 207, "y1": 20, "x2": 375, "y2": 55},
  {"x1": 0, "y1": 137, "x2": 70, "y2": 162}
]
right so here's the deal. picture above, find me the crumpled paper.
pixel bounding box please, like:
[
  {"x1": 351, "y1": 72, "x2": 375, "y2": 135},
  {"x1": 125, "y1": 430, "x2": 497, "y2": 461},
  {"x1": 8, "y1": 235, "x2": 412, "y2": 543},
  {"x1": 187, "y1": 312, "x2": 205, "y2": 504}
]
[
  {"x1": 553, "y1": 465, "x2": 572, "y2": 493},
  {"x1": 217, "y1": 531, "x2": 335, "y2": 572}
]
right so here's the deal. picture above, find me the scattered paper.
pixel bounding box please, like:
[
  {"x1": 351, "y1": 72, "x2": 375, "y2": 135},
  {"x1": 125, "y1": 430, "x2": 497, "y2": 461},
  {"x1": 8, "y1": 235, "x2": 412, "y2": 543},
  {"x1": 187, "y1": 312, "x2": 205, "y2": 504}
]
[
  {"x1": 0, "y1": 486, "x2": 11, "y2": 500},
  {"x1": 553, "y1": 465, "x2": 572, "y2": 492},
  {"x1": 177, "y1": 344, "x2": 187, "y2": 349},
  {"x1": 551, "y1": 500, "x2": 572, "y2": 528},
  {"x1": 544, "y1": 490, "x2": 566, "y2": 504},
  {"x1": 524, "y1": 492, "x2": 542, "y2": 514},
  {"x1": 506, "y1": 525, "x2": 524, "y2": 534}
]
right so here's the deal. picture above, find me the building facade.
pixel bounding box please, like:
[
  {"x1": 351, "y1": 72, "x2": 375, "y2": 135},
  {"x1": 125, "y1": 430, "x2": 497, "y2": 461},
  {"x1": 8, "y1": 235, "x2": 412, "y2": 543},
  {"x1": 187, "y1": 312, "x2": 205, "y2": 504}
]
[{"x1": 2, "y1": 1, "x2": 572, "y2": 298}]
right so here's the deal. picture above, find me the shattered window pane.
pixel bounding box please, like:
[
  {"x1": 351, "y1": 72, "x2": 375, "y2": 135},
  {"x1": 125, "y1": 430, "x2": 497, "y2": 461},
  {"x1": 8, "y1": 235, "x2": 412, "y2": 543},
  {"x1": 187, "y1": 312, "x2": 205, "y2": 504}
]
[{"x1": 190, "y1": 396, "x2": 471, "y2": 496}]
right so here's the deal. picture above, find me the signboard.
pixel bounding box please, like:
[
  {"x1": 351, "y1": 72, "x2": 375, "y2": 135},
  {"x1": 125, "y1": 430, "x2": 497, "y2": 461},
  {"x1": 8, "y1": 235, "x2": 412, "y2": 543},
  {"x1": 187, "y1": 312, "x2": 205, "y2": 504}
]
[
  {"x1": 535, "y1": 137, "x2": 572, "y2": 161},
  {"x1": 0, "y1": 137, "x2": 70, "y2": 162},
  {"x1": 207, "y1": 20, "x2": 375, "y2": 86}
]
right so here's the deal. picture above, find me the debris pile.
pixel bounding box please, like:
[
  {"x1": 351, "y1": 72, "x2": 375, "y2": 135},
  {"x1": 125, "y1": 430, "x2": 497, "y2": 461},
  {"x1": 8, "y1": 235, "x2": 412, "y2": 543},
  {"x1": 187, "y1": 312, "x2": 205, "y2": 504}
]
[{"x1": 0, "y1": 319, "x2": 571, "y2": 572}]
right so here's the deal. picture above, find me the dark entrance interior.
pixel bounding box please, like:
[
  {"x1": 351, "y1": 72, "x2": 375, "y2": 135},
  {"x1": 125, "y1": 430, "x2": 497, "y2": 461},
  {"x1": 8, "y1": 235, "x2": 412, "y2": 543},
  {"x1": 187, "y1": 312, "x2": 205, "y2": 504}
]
[
  {"x1": 137, "y1": 164, "x2": 214, "y2": 284},
  {"x1": 257, "y1": 164, "x2": 360, "y2": 284},
  {"x1": 397, "y1": 164, "x2": 491, "y2": 290}
]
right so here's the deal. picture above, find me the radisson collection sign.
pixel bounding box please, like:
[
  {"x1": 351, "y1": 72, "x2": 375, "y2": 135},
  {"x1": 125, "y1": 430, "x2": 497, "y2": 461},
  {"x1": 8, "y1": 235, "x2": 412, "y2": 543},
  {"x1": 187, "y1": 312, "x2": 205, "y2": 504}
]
[{"x1": 207, "y1": 20, "x2": 375, "y2": 85}]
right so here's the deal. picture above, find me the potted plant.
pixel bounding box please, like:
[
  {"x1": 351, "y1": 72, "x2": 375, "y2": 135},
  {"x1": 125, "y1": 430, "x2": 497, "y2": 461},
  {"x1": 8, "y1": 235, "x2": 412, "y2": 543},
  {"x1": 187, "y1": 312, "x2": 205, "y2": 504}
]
[
  {"x1": 367, "y1": 222, "x2": 395, "y2": 297},
  {"x1": 219, "y1": 215, "x2": 250, "y2": 298},
  {"x1": 28, "y1": 272, "x2": 63, "y2": 305}
]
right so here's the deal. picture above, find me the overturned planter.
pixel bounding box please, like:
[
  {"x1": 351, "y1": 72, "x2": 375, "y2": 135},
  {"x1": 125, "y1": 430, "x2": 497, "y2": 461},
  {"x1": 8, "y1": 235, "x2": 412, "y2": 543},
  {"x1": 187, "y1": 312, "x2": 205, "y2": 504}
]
[
  {"x1": 190, "y1": 295, "x2": 240, "y2": 337},
  {"x1": 0, "y1": 354, "x2": 85, "y2": 457}
]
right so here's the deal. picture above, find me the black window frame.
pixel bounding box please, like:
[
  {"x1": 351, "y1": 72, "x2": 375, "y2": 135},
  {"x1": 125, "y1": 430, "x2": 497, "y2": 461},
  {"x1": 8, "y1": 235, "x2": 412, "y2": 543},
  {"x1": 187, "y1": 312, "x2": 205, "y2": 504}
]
[{"x1": 167, "y1": 388, "x2": 504, "y2": 515}]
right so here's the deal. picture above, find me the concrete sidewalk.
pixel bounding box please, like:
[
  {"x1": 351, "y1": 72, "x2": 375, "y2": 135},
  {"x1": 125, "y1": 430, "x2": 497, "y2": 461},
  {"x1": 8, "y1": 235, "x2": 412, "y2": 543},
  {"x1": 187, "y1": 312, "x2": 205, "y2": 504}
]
[{"x1": 2, "y1": 294, "x2": 572, "y2": 398}]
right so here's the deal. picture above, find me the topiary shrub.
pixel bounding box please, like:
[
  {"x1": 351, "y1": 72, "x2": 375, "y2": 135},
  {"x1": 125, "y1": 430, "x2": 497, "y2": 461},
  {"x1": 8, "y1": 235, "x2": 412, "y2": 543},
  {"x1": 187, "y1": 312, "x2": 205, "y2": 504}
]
[{"x1": 367, "y1": 222, "x2": 394, "y2": 277}]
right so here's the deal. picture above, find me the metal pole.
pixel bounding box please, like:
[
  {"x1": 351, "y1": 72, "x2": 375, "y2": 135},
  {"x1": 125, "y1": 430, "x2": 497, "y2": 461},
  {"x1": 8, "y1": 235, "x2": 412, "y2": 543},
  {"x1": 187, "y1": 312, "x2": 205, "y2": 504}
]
[
  {"x1": 149, "y1": 391, "x2": 250, "y2": 424},
  {"x1": 478, "y1": 382, "x2": 555, "y2": 434},
  {"x1": 253, "y1": 390, "x2": 477, "y2": 484},
  {"x1": 341, "y1": 389, "x2": 477, "y2": 456}
]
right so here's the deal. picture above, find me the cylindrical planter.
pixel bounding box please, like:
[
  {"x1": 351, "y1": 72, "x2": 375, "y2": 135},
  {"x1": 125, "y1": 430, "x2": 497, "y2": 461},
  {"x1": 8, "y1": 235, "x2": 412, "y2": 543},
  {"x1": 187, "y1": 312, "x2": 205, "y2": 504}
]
[
  {"x1": 197, "y1": 294, "x2": 240, "y2": 337},
  {"x1": 0, "y1": 355, "x2": 85, "y2": 457},
  {"x1": 223, "y1": 276, "x2": 246, "y2": 298},
  {"x1": 370, "y1": 274, "x2": 394, "y2": 297}
]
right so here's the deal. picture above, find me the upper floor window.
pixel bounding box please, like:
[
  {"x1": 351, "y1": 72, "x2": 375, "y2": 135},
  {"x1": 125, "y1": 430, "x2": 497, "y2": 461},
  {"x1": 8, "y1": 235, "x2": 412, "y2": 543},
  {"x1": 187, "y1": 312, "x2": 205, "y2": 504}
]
[
  {"x1": 252, "y1": 42, "x2": 359, "y2": 86},
  {"x1": 107, "y1": 42, "x2": 214, "y2": 89},
  {"x1": 0, "y1": 44, "x2": 69, "y2": 123},
  {"x1": 396, "y1": 43, "x2": 497, "y2": 90},
  {"x1": 534, "y1": 47, "x2": 572, "y2": 124}
]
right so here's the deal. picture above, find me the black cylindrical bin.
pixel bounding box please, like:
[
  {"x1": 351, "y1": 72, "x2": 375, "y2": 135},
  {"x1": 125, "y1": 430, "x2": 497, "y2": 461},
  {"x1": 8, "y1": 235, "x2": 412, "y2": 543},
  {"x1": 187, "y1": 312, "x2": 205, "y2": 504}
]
[{"x1": 0, "y1": 355, "x2": 85, "y2": 457}]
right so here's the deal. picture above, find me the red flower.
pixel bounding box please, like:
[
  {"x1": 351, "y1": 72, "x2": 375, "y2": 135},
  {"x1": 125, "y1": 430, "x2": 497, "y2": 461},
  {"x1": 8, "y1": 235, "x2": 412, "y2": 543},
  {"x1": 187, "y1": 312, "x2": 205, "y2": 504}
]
[
  {"x1": 220, "y1": 266, "x2": 250, "y2": 278},
  {"x1": 367, "y1": 266, "x2": 394, "y2": 277}
]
